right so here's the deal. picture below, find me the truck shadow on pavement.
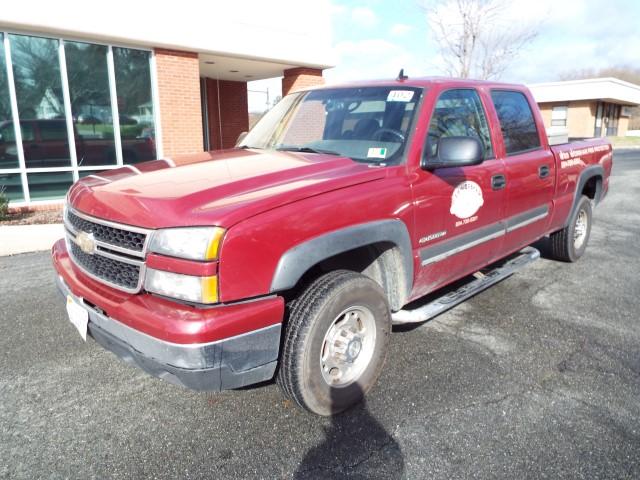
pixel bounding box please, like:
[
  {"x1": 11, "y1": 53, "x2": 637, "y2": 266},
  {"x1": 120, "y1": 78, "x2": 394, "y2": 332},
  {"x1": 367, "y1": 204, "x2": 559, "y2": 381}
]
[{"x1": 293, "y1": 384, "x2": 405, "y2": 479}]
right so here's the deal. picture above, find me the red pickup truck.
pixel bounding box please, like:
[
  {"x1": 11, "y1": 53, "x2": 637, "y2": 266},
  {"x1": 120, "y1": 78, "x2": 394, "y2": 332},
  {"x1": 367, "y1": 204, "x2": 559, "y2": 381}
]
[{"x1": 52, "y1": 77, "x2": 612, "y2": 416}]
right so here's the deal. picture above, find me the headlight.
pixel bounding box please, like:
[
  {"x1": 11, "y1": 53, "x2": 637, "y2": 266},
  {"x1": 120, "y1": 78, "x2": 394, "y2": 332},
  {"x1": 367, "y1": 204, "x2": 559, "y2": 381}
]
[
  {"x1": 149, "y1": 227, "x2": 225, "y2": 261},
  {"x1": 144, "y1": 268, "x2": 218, "y2": 304}
]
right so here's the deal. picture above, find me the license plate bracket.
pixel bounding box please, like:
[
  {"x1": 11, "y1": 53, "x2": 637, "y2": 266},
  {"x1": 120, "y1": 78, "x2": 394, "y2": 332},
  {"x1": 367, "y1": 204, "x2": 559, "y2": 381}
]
[{"x1": 66, "y1": 295, "x2": 88, "y2": 341}]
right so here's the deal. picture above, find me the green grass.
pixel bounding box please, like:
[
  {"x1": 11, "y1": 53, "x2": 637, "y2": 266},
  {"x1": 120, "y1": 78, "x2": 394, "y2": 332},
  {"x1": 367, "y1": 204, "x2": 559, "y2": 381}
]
[{"x1": 75, "y1": 123, "x2": 150, "y2": 139}]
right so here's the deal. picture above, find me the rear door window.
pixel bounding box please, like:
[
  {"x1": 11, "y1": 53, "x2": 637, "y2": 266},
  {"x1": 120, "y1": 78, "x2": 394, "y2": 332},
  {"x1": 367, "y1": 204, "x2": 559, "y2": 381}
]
[
  {"x1": 490, "y1": 90, "x2": 541, "y2": 155},
  {"x1": 39, "y1": 120, "x2": 69, "y2": 141}
]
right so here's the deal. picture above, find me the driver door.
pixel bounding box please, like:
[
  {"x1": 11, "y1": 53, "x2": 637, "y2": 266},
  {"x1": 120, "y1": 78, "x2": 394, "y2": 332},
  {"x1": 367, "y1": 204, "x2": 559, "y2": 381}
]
[{"x1": 410, "y1": 88, "x2": 507, "y2": 298}]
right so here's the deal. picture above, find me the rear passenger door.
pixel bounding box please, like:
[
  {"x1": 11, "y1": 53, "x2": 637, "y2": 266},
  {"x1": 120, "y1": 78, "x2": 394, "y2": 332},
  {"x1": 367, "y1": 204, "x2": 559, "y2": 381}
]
[{"x1": 489, "y1": 90, "x2": 555, "y2": 254}]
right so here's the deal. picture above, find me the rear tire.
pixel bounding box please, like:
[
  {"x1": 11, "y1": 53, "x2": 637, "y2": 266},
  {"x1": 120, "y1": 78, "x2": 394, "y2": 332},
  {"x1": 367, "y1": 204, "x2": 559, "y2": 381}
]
[
  {"x1": 549, "y1": 195, "x2": 592, "y2": 262},
  {"x1": 277, "y1": 270, "x2": 391, "y2": 416}
]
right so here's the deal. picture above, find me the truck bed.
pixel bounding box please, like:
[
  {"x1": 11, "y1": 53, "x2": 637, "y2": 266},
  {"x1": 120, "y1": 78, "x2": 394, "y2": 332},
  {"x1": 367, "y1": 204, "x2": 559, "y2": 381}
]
[
  {"x1": 550, "y1": 137, "x2": 613, "y2": 172},
  {"x1": 547, "y1": 137, "x2": 613, "y2": 233}
]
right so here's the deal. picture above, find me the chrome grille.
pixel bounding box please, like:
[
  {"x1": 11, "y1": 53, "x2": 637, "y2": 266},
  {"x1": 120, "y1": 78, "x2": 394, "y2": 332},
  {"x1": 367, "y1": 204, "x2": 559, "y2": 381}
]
[
  {"x1": 66, "y1": 209, "x2": 146, "y2": 252},
  {"x1": 64, "y1": 207, "x2": 151, "y2": 293},
  {"x1": 69, "y1": 242, "x2": 141, "y2": 290}
]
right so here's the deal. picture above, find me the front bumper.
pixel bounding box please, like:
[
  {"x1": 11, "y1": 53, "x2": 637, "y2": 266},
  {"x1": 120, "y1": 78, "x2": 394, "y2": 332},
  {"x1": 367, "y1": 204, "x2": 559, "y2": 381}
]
[{"x1": 53, "y1": 240, "x2": 284, "y2": 391}]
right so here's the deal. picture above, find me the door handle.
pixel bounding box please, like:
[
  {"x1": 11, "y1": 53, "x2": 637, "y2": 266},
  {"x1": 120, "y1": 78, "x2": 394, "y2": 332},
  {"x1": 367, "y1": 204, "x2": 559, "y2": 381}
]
[
  {"x1": 539, "y1": 165, "x2": 550, "y2": 179},
  {"x1": 491, "y1": 174, "x2": 506, "y2": 190}
]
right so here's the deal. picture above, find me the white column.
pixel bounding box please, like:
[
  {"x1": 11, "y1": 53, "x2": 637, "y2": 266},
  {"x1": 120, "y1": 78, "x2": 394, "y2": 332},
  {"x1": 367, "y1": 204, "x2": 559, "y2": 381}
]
[
  {"x1": 58, "y1": 39, "x2": 79, "y2": 182},
  {"x1": 106, "y1": 46, "x2": 123, "y2": 165},
  {"x1": 149, "y1": 50, "x2": 164, "y2": 159},
  {"x1": 3, "y1": 34, "x2": 30, "y2": 203}
]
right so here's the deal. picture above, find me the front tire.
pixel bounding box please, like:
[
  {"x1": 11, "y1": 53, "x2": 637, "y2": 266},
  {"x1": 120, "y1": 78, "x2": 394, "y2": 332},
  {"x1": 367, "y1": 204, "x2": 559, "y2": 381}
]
[
  {"x1": 277, "y1": 270, "x2": 391, "y2": 416},
  {"x1": 550, "y1": 195, "x2": 593, "y2": 262}
]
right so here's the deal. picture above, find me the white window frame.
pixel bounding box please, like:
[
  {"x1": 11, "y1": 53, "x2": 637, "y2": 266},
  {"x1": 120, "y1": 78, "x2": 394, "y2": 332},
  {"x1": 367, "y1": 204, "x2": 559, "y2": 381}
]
[
  {"x1": 0, "y1": 28, "x2": 161, "y2": 207},
  {"x1": 3, "y1": 33, "x2": 29, "y2": 202},
  {"x1": 551, "y1": 105, "x2": 568, "y2": 127}
]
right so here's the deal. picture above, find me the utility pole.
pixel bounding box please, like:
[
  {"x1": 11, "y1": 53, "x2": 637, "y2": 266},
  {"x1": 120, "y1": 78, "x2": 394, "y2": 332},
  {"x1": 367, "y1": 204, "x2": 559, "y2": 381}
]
[{"x1": 247, "y1": 87, "x2": 270, "y2": 111}]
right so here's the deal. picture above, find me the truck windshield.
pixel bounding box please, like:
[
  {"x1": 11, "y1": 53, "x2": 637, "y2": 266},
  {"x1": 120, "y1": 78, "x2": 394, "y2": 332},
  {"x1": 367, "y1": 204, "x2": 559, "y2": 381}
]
[{"x1": 239, "y1": 86, "x2": 423, "y2": 164}]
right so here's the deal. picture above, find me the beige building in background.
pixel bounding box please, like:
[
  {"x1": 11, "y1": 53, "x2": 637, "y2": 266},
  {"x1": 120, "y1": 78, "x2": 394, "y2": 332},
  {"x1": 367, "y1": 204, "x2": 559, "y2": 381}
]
[{"x1": 529, "y1": 78, "x2": 640, "y2": 140}]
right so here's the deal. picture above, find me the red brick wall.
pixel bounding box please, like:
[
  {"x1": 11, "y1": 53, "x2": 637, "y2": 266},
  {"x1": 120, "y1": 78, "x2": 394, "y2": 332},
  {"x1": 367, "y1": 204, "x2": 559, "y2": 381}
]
[
  {"x1": 282, "y1": 67, "x2": 324, "y2": 96},
  {"x1": 154, "y1": 48, "x2": 204, "y2": 157},
  {"x1": 205, "y1": 78, "x2": 249, "y2": 150}
]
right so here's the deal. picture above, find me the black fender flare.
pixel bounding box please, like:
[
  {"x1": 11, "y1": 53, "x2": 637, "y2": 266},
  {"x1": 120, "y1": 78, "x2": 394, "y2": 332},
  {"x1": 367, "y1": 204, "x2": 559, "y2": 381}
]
[
  {"x1": 269, "y1": 219, "x2": 414, "y2": 300},
  {"x1": 564, "y1": 164, "x2": 604, "y2": 227}
]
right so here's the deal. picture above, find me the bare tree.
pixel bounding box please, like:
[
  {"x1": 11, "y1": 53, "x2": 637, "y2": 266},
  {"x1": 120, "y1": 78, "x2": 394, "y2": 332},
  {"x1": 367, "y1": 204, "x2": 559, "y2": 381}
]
[
  {"x1": 559, "y1": 66, "x2": 640, "y2": 85},
  {"x1": 425, "y1": 0, "x2": 539, "y2": 80}
]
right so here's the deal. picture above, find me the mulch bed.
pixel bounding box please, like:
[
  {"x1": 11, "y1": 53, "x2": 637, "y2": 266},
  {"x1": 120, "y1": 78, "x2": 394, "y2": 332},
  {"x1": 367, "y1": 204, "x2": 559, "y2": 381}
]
[{"x1": 1, "y1": 209, "x2": 64, "y2": 226}]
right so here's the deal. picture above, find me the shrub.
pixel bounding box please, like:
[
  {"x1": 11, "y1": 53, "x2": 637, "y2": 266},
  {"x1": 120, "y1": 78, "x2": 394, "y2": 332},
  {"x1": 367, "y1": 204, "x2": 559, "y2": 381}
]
[{"x1": 0, "y1": 186, "x2": 9, "y2": 220}]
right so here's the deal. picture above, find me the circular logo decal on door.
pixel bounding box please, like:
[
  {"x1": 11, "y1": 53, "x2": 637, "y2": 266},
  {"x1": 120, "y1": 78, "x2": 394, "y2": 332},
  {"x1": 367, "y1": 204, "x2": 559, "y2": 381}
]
[{"x1": 450, "y1": 181, "x2": 484, "y2": 219}]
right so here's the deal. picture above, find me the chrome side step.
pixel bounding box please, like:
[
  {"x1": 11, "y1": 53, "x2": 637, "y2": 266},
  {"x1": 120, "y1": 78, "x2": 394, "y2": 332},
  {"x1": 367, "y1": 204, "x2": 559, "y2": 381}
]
[{"x1": 391, "y1": 247, "x2": 540, "y2": 325}]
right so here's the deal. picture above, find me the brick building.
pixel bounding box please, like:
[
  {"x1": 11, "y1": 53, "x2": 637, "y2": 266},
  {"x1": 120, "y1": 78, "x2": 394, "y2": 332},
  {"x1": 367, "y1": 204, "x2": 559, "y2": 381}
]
[
  {"x1": 529, "y1": 78, "x2": 640, "y2": 142},
  {"x1": 0, "y1": 1, "x2": 332, "y2": 208}
]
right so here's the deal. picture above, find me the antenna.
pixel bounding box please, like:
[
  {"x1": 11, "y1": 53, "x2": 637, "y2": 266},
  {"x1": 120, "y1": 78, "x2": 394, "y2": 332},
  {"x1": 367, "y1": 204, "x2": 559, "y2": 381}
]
[{"x1": 397, "y1": 69, "x2": 408, "y2": 81}]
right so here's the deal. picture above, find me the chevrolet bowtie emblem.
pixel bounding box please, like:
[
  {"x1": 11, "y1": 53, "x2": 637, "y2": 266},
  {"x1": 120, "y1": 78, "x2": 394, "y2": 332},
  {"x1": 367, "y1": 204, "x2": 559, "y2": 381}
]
[{"x1": 76, "y1": 231, "x2": 97, "y2": 255}]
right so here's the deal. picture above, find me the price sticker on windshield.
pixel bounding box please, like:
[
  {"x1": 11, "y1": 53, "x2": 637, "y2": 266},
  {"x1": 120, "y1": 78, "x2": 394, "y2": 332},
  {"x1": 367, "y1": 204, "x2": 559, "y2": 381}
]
[{"x1": 387, "y1": 90, "x2": 414, "y2": 102}]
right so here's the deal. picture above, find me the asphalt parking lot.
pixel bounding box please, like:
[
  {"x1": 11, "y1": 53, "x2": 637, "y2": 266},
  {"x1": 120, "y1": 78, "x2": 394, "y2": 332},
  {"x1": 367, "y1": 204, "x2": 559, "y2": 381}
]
[{"x1": 1, "y1": 150, "x2": 639, "y2": 479}]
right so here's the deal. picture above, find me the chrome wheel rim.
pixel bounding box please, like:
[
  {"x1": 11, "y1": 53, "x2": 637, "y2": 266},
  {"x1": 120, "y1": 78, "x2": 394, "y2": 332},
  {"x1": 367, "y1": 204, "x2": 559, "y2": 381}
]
[
  {"x1": 574, "y1": 209, "x2": 588, "y2": 249},
  {"x1": 320, "y1": 306, "x2": 376, "y2": 388}
]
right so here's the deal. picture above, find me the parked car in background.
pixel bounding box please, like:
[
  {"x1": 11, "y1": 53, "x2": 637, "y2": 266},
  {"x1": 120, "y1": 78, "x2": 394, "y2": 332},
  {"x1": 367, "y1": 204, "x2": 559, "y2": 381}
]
[{"x1": 0, "y1": 118, "x2": 155, "y2": 169}]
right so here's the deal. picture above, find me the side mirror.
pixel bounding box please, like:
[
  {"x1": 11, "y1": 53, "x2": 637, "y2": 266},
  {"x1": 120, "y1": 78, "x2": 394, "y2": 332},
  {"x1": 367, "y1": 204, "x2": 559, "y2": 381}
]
[
  {"x1": 422, "y1": 136, "x2": 484, "y2": 170},
  {"x1": 236, "y1": 131, "x2": 248, "y2": 146}
]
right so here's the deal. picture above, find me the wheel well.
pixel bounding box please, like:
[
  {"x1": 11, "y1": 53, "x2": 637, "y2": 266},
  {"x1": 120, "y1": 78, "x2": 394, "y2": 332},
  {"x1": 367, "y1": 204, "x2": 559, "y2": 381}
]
[
  {"x1": 282, "y1": 242, "x2": 409, "y2": 312},
  {"x1": 582, "y1": 175, "x2": 602, "y2": 202}
]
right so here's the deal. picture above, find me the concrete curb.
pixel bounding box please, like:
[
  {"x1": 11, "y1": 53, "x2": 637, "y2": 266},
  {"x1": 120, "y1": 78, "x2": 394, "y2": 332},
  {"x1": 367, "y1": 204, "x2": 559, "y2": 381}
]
[
  {"x1": 0, "y1": 224, "x2": 65, "y2": 256},
  {"x1": 613, "y1": 145, "x2": 640, "y2": 150}
]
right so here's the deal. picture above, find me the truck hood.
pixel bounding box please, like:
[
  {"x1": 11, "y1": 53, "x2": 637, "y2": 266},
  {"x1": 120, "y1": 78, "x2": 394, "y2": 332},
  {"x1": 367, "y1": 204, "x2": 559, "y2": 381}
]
[{"x1": 68, "y1": 149, "x2": 387, "y2": 228}]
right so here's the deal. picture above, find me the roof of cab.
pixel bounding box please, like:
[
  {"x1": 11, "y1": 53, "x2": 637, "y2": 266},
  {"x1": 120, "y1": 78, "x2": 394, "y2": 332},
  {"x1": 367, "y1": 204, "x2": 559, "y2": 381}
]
[{"x1": 299, "y1": 76, "x2": 527, "y2": 92}]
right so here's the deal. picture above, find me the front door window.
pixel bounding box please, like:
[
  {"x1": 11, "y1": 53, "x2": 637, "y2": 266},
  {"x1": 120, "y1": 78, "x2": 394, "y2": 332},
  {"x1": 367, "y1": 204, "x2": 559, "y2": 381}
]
[{"x1": 426, "y1": 88, "x2": 494, "y2": 160}]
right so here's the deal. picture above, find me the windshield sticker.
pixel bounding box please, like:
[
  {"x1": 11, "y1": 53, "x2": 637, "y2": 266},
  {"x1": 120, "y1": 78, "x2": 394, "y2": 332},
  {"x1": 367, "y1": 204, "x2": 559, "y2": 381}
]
[
  {"x1": 450, "y1": 181, "x2": 484, "y2": 220},
  {"x1": 367, "y1": 147, "x2": 387, "y2": 159},
  {"x1": 387, "y1": 90, "x2": 414, "y2": 102}
]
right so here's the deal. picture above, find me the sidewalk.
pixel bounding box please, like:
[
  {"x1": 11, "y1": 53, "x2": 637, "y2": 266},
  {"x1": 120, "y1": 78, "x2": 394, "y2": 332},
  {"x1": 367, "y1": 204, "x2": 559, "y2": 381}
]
[{"x1": 0, "y1": 224, "x2": 65, "y2": 256}]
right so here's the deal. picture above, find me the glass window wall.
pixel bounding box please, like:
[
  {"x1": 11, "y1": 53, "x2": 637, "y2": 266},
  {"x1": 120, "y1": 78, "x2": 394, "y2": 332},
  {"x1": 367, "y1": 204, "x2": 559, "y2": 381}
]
[
  {"x1": 10, "y1": 34, "x2": 71, "y2": 169},
  {"x1": 0, "y1": 33, "x2": 20, "y2": 172},
  {"x1": 65, "y1": 40, "x2": 117, "y2": 167},
  {"x1": 0, "y1": 31, "x2": 159, "y2": 205},
  {"x1": 113, "y1": 47, "x2": 156, "y2": 163}
]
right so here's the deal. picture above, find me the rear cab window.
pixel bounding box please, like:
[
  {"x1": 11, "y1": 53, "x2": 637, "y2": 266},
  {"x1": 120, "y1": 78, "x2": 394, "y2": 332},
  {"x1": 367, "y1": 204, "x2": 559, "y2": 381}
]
[
  {"x1": 39, "y1": 120, "x2": 69, "y2": 141},
  {"x1": 490, "y1": 90, "x2": 541, "y2": 155}
]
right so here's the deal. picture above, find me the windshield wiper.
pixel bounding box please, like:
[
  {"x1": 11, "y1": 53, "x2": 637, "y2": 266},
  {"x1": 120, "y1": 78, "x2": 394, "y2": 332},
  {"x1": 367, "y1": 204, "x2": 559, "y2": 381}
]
[{"x1": 275, "y1": 146, "x2": 344, "y2": 157}]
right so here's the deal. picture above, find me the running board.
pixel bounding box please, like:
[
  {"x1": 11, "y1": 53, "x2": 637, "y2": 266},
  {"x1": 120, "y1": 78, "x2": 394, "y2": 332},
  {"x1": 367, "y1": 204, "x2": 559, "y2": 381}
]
[{"x1": 391, "y1": 247, "x2": 540, "y2": 325}]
